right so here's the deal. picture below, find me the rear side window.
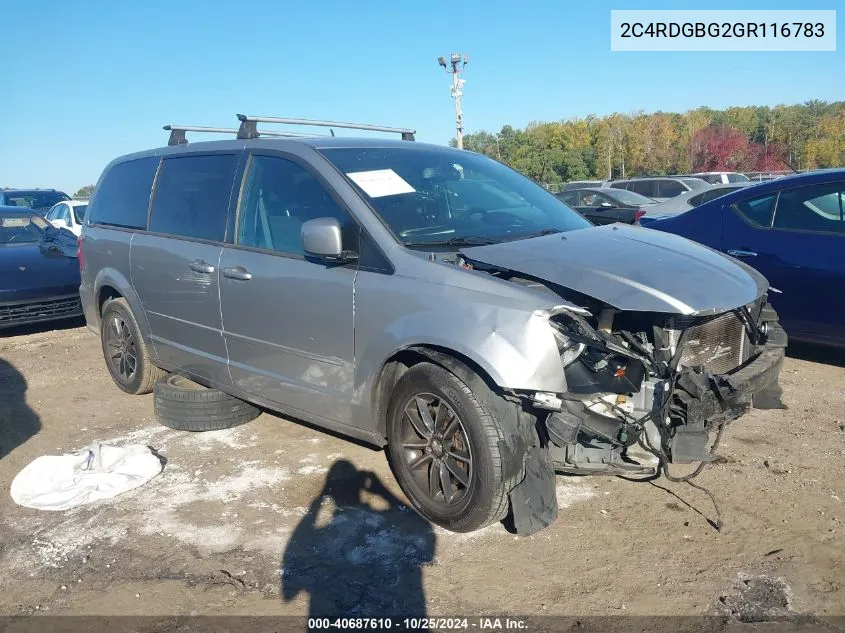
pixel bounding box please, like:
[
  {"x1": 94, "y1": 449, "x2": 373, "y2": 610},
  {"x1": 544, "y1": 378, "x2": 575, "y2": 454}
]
[
  {"x1": 773, "y1": 183, "x2": 845, "y2": 234},
  {"x1": 149, "y1": 154, "x2": 238, "y2": 242},
  {"x1": 659, "y1": 180, "x2": 686, "y2": 198},
  {"x1": 87, "y1": 157, "x2": 159, "y2": 229},
  {"x1": 630, "y1": 181, "x2": 657, "y2": 198},
  {"x1": 732, "y1": 193, "x2": 777, "y2": 227}
]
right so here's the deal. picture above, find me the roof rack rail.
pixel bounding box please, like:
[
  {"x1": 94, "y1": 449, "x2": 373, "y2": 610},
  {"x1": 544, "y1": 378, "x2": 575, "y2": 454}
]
[
  {"x1": 236, "y1": 114, "x2": 416, "y2": 142},
  {"x1": 163, "y1": 125, "x2": 323, "y2": 146}
]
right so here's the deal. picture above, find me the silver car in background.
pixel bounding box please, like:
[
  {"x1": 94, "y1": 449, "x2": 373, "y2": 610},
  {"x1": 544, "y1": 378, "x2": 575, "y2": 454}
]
[
  {"x1": 638, "y1": 182, "x2": 751, "y2": 223},
  {"x1": 79, "y1": 115, "x2": 786, "y2": 534}
]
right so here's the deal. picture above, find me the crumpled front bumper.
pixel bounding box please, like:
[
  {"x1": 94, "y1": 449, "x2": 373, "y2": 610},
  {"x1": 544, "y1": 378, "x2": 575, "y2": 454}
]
[{"x1": 669, "y1": 323, "x2": 786, "y2": 461}]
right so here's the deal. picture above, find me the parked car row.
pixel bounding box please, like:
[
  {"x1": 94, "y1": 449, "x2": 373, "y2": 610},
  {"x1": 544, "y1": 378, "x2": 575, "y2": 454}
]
[
  {"x1": 562, "y1": 171, "x2": 752, "y2": 193},
  {"x1": 555, "y1": 179, "x2": 749, "y2": 224}
]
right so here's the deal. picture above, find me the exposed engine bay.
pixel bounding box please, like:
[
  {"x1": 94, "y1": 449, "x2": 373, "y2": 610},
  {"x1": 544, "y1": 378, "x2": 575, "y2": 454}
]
[{"x1": 457, "y1": 254, "x2": 788, "y2": 481}]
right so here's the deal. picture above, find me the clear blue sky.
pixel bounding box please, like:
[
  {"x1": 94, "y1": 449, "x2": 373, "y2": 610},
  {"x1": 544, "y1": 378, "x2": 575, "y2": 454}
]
[{"x1": 2, "y1": 0, "x2": 842, "y2": 194}]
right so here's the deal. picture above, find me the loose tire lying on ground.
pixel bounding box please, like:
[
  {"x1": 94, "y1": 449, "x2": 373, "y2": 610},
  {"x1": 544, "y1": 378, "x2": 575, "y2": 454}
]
[{"x1": 153, "y1": 375, "x2": 260, "y2": 431}]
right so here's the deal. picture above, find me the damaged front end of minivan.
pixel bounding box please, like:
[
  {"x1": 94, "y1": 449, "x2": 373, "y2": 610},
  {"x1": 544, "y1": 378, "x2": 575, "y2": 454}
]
[{"x1": 455, "y1": 226, "x2": 787, "y2": 533}]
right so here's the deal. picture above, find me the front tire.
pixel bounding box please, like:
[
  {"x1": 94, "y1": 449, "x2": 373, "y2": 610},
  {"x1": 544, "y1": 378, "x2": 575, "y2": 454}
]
[
  {"x1": 100, "y1": 297, "x2": 165, "y2": 395},
  {"x1": 386, "y1": 362, "x2": 510, "y2": 533}
]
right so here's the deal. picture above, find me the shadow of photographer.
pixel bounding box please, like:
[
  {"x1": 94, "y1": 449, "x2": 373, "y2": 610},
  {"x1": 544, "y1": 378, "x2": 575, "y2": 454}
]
[{"x1": 281, "y1": 459, "x2": 435, "y2": 621}]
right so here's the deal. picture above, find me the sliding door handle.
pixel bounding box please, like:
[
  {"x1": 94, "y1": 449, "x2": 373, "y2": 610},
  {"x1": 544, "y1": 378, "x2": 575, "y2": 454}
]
[{"x1": 223, "y1": 266, "x2": 253, "y2": 281}]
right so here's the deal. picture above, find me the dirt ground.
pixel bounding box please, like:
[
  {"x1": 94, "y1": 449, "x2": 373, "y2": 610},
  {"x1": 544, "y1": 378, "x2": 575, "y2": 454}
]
[{"x1": 1, "y1": 318, "x2": 843, "y2": 626}]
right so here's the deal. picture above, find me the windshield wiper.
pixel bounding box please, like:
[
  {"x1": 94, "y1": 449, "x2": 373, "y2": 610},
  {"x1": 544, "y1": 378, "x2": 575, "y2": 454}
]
[
  {"x1": 404, "y1": 235, "x2": 499, "y2": 247},
  {"x1": 516, "y1": 228, "x2": 564, "y2": 240}
]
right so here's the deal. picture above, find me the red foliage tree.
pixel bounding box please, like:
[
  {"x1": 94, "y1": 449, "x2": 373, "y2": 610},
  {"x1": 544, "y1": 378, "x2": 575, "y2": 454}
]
[
  {"x1": 689, "y1": 126, "x2": 757, "y2": 172},
  {"x1": 754, "y1": 141, "x2": 789, "y2": 172}
]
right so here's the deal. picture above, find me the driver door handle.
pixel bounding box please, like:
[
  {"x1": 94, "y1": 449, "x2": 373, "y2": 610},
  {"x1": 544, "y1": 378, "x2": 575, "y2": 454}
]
[
  {"x1": 223, "y1": 266, "x2": 253, "y2": 281},
  {"x1": 727, "y1": 249, "x2": 757, "y2": 258},
  {"x1": 189, "y1": 259, "x2": 215, "y2": 273}
]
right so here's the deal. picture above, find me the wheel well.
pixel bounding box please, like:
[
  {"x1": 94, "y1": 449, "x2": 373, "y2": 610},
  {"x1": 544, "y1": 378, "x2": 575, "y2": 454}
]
[
  {"x1": 371, "y1": 345, "x2": 500, "y2": 439},
  {"x1": 98, "y1": 285, "x2": 123, "y2": 316}
]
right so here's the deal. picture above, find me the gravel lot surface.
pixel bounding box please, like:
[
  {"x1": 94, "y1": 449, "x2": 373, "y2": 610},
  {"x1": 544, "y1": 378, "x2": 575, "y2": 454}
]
[{"x1": 1, "y1": 319, "x2": 843, "y2": 628}]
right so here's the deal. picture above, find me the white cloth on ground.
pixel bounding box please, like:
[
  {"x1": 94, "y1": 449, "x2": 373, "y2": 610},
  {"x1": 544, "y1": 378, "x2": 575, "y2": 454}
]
[{"x1": 10, "y1": 443, "x2": 163, "y2": 510}]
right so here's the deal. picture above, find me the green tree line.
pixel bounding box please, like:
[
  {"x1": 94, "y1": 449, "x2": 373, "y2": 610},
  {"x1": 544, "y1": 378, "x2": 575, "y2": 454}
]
[{"x1": 456, "y1": 100, "x2": 845, "y2": 183}]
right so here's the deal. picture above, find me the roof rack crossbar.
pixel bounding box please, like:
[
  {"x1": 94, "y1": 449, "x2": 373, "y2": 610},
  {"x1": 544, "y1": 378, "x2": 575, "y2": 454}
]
[
  {"x1": 236, "y1": 114, "x2": 416, "y2": 142},
  {"x1": 163, "y1": 125, "x2": 325, "y2": 146}
]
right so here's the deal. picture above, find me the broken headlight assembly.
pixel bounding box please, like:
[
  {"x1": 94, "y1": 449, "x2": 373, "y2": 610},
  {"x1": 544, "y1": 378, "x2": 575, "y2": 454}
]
[{"x1": 551, "y1": 326, "x2": 586, "y2": 367}]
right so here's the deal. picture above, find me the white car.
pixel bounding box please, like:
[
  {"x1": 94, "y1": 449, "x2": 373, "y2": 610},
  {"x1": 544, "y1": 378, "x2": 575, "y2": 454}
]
[{"x1": 44, "y1": 199, "x2": 89, "y2": 236}]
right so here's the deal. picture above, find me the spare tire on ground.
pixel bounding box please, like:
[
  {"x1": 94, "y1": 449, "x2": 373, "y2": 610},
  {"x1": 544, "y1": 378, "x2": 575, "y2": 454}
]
[{"x1": 153, "y1": 375, "x2": 260, "y2": 431}]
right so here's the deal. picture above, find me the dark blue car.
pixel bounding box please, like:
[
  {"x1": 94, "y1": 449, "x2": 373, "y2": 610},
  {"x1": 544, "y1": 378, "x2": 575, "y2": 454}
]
[
  {"x1": 0, "y1": 206, "x2": 82, "y2": 330},
  {"x1": 642, "y1": 169, "x2": 845, "y2": 347}
]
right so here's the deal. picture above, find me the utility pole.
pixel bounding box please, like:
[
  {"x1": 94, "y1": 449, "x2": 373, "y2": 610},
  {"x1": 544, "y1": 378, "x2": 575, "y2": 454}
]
[{"x1": 438, "y1": 53, "x2": 468, "y2": 149}]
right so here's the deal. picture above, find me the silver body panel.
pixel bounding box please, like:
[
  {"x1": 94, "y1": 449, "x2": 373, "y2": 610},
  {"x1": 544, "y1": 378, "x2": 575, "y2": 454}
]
[{"x1": 461, "y1": 223, "x2": 768, "y2": 316}]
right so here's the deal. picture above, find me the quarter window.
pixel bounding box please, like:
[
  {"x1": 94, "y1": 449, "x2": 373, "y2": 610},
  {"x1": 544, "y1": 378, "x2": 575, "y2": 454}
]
[
  {"x1": 658, "y1": 180, "x2": 685, "y2": 198},
  {"x1": 732, "y1": 193, "x2": 777, "y2": 227},
  {"x1": 236, "y1": 155, "x2": 356, "y2": 255},
  {"x1": 88, "y1": 157, "x2": 160, "y2": 229},
  {"x1": 773, "y1": 183, "x2": 845, "y2": 234},
  {"x1": 149, "y1": 154, "x2": 238, "y2": 242}
]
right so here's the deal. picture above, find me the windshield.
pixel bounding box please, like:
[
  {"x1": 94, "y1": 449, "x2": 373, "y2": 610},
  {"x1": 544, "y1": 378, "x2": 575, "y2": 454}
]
[
  {"x1": 0, "y1": 213, "x2": 48, "y2": 244},
  {"x1": 319, "y1": 147, "x2": 590, "y2": 246},
  {"x1": 607, "y1": 189, "x2": 655, "y2": 206},
  {"x1": 2, "y1": 190, "x2": 70, "y2": 211},
  {"x1": 72, "y1": 204, "x2": 88, "y2": 224},
  {"x1": 727, "y1": 173, "x2": 750, "y2": 183}
]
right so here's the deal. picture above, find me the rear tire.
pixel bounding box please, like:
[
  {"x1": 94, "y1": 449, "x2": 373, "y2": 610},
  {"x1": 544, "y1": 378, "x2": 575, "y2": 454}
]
[
  {"x1": 100, "y1": 297, "x2": 166, "y2": 395},
  {"x1": 386, "y1": 362, "x2": 510, "y2": 533},
  {"x1": 154, "y1": 374, "x2": 260, "y2": 431}
]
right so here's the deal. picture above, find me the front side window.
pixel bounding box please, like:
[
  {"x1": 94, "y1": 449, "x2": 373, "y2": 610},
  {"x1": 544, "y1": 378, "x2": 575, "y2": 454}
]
[
  {"x1": 732, "y1": 192, "x2": 777, "y2": 227},
  {"x1": 236, "y1": 155, "x2": 356, "y2": 255},
  {"x1": 773, "y1": 182, "x2": 845, "y2": 234},
  {"x1": 149, "y1": 154, "x2": 238, "y2": 242},
  {"x1": 320, "y1": 147, "x2": 589, "y2": 247}
]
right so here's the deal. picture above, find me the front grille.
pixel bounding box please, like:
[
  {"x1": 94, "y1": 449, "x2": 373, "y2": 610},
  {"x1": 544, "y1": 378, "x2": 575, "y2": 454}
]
[
  {"x1": 671, "y1": 311, "x2": 746, "y2": 374},
  {"x1": 0, "y1": 295, "x2": 82, "y2": 326}
]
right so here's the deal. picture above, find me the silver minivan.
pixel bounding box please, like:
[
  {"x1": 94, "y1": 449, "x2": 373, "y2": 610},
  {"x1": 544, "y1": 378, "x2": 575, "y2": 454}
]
[{"x1": 79, "y1": 116, "x2": 786, "y2": 534}]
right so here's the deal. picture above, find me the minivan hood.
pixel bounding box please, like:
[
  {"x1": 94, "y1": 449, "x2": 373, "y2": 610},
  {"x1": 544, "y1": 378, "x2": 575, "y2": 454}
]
[{"x1": 460, "y1": 224, "x2": 767, "y2": 315}]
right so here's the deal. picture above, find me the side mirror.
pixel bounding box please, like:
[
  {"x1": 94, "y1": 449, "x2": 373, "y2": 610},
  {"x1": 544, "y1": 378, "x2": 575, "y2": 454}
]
[{"x1": 301, "y1": 217, "x2": 357, "y2": 261}]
